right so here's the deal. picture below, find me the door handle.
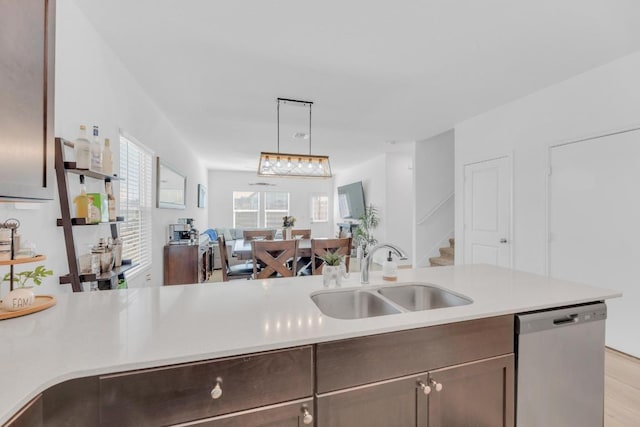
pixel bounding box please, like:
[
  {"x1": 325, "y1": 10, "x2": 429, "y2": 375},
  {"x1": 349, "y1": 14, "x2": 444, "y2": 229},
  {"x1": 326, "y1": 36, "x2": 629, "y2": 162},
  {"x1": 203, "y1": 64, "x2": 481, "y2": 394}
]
[{"x1": 500, "y1": 238, "x2": 508, "y2": 244}]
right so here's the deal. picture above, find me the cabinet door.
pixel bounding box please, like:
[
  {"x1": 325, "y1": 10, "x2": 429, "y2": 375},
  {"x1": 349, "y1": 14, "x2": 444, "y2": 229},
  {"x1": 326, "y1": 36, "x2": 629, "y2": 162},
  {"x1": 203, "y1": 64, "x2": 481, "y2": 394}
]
[
  {"x1": 316, "y1": 374, "x2": 429, "y2": 427},
  {"x1": 427, "y1": 354, "x2": 514, "y2": 427},
  {"x1": 181, "y1": 398, "x2": 313, "y2": 427},
  {"x1": 0, "y1": 0, "x2": 55, "y2": 201},
  {"x1": 4, "y1": 394, "x2": 43, "y2": 427},
  {"x1": 164, "y1": 245, "x2": 199, "y2": 285}
]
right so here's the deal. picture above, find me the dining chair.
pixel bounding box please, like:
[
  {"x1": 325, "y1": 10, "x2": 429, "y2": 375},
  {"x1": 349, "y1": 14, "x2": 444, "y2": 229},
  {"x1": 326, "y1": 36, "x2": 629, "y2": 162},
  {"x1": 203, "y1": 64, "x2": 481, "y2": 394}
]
[
  {"x1": 311, "y1": 237, "x2": 352, "y2": 275},
  {"x1": 291, "y1": 229, "x2": 311, "y2": 239},
  {"x1": 243, "y1": 229, "x2": 275, "y2": 241},
  {"x1": 218, "y1": 236, "x2": 253, "y2": 281},
  {"x1": 252, "y1": 240, "x2": 299, "y2": 279}
]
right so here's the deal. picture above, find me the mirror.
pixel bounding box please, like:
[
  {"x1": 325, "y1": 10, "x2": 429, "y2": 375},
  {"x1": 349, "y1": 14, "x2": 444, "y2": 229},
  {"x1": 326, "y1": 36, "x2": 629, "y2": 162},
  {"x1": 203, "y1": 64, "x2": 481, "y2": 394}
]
[{"x1": 157, "y1": 157, "x2": 186, "y2": 209}]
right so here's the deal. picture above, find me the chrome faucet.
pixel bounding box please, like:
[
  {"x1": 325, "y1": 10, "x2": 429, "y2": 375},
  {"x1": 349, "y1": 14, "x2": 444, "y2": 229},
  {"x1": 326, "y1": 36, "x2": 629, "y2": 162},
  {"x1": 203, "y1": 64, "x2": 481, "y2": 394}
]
[{"x1": 360, "y1": 243, "x2": 408, "y2": 284}]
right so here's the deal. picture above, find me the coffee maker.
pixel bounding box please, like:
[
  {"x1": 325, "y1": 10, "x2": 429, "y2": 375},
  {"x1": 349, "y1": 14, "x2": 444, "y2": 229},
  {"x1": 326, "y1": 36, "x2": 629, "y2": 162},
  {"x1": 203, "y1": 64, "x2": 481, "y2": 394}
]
[{"x1": 168, "y1": 223, "x2": 191, "y2": 244}]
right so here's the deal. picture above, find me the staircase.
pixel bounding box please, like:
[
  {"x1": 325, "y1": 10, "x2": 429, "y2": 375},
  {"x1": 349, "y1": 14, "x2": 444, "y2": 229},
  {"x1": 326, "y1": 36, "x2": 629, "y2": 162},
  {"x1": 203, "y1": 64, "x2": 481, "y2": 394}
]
[{"x1": 429, "y1": 238, "x2": 455, "y2": 267}]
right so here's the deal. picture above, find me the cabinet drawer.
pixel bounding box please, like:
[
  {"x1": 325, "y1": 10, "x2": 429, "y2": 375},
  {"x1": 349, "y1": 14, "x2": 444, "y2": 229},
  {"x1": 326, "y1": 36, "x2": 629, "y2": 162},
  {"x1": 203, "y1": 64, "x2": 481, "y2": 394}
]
[
  {"x1": 99, "y1": 346, "x2": 313, "y2": 426},
  {"x1": 316, "y1": 315, "x2": 513, "y2": 393}
]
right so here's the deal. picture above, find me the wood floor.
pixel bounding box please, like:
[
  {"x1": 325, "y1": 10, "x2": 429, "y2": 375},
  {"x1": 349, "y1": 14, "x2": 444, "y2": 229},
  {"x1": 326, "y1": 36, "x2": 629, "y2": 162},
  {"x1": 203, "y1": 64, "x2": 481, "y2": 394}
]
[{"x1": 605, "y1": 347, "x2": 640, "y2": 426}]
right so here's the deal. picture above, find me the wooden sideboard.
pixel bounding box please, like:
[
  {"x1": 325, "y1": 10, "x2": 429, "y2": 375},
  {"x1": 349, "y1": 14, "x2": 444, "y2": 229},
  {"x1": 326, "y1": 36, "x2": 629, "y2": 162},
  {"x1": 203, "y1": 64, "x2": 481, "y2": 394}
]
[{"x1": 163, "y1": 243, "x2": 212, "y2": 285}]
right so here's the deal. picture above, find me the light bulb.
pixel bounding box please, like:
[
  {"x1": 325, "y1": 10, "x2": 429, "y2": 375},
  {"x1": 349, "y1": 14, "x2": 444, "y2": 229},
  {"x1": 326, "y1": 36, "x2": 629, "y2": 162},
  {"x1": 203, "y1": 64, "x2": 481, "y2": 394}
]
[
  {"x1": 287, "y1": 157, "x2": 292, "y2": 168},
  {"x1": 318, "y1": 160, "x2": 323, "y2": 169},
  {"x1": 264, "y1": 157, "x2": 270, "y2": 168},
  {"x1": 308, "y1": 160, "x2": 313, "y2": 168},
  {"x1": 298, "y1": 158, "x2": 302, "y2": 168},
  {"x1": 276, "y1": 157, "x2": 281, "y2": 168}
]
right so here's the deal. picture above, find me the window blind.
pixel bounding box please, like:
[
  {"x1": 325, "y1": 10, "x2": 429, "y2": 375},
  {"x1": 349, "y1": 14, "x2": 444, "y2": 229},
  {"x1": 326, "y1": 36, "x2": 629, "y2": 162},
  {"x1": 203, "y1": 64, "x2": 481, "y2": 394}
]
[{"x1": 119, "y1": 132, "x2": 153, "y2": 278}]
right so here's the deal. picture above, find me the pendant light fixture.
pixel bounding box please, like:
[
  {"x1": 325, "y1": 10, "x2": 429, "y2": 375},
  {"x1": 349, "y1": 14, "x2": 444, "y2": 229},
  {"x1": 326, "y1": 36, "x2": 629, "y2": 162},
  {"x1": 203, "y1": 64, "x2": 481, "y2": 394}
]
[{"x1": 258, "y1": 98, "x2": 332, "y2": 178}]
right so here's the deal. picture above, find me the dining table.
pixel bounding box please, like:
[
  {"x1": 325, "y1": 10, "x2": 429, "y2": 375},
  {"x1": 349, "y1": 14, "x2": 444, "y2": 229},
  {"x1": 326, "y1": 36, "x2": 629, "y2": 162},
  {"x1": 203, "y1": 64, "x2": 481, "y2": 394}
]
[{"x1": 232, "y1": 238, "x2": 312, "y2": 261}]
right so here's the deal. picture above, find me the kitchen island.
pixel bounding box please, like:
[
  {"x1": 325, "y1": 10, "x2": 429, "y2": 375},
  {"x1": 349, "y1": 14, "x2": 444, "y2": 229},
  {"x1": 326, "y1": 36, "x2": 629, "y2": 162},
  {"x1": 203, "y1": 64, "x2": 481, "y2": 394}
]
[{"x1": 0, "y1": 265, "x2": 620, "y2": 425}]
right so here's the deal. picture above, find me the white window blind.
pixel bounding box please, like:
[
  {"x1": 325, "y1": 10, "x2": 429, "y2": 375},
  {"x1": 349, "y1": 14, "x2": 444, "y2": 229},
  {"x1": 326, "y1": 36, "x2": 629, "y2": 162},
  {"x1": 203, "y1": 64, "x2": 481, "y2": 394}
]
[
  {"x1": 264, "y1": 191, "x2": 290, "y2": 228},
  {"x1": 233, "y1": 191, "x2": 260, "y2": 228},
  {"x1": 119, "y1": 132, "x2": 153, "y2": 277},
  {"x1": 311, "y1": 194, "x2": 329, "y2": 222}
]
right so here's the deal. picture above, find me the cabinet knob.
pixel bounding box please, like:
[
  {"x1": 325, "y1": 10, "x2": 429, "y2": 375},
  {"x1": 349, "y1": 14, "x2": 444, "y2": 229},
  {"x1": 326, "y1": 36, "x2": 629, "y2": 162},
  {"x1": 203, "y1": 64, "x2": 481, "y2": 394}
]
[
  {"x1": 430, "y1": 378, "x2": 443, "y2": 392},
  {"x1": 301, "y1": 407, "x2": 313, "y2": 425},
  {"x1": 210, "y1": 380, "x2": 223, "y2": 399},
  {"x1": 417, "y1": 380, "x2": 432, "y2": 395}
]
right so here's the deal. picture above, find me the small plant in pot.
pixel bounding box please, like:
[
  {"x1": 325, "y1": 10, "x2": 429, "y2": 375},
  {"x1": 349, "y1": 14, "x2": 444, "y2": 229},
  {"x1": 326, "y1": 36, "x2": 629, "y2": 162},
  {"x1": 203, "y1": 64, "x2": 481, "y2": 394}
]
[
  {"x1": 1, "y1": 265, "x2": 53, "y2": 311},
  {"x1": 320, "y1": 252, "x2": 348, "y2": 287}
]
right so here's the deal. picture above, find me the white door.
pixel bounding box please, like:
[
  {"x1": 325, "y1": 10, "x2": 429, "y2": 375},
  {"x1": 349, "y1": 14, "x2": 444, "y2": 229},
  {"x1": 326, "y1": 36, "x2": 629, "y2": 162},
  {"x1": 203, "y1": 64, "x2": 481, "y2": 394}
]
[{"x1": 463, "y1": 156, "x2": 511, "y2": 267}]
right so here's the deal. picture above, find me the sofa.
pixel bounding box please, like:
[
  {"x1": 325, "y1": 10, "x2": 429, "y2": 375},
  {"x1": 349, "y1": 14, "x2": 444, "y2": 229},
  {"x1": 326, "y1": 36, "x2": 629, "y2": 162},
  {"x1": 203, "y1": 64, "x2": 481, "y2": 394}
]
[{"x1": 210, "y1": 228, "x2": 280, "y2": 269}]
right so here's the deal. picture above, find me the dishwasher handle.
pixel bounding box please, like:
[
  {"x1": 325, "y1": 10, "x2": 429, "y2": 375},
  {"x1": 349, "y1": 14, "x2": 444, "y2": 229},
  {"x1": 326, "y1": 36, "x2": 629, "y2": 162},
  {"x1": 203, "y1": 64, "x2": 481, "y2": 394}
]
[
  {"x1": 517, "y1": 303, "x2": 606, "y2": 335},
  {"x1": 553, "y1": 314, "x2": 578, "y2": 326}
]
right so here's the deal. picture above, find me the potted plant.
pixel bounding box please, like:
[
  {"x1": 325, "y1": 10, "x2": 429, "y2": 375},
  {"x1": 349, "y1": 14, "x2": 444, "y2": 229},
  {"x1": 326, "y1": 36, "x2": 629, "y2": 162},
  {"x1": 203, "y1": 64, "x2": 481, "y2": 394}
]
[
  {"x1": 1, "y1": 265, "x2": 52, "y2": 311},
  {"x1": 282, "y1": 216, "x2": 296, "y2": 239},
  {"x1": 320, "y1": 252, "x2": 348, "y2": 287},
  {"x1": 354, "y1": 204, "x2": 380, "y2": 259}
]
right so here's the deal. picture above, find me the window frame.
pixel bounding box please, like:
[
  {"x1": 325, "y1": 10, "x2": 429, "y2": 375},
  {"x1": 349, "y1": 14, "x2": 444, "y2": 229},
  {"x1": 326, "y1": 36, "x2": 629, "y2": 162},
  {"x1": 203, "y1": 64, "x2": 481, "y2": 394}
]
[
  {"x1": 264, "y1": 191, "x2": 290, "y2": 228},
  {"x1": 232, "y1": 191, "x2": 261, "y2": 228},
  {"x1": 310, "y1": 193, "x2": 329, "y2": 223}
]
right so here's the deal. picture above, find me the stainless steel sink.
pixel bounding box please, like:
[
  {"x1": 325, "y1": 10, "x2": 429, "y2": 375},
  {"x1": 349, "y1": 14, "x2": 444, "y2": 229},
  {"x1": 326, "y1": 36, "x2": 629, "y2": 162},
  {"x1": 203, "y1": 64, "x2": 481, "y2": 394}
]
[
  {"x1": 311, "y1": 290, "x2": 401, "y2": 320},
  {"x1": 378, "y1": 284, "x2": 472, "y2": 311}
]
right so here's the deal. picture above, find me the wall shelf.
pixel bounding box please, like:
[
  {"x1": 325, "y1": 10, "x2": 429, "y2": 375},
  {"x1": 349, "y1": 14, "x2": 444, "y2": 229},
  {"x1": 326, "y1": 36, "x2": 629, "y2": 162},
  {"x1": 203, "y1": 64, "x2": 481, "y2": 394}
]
[
  {"x1": 55, "y1": 137, "x2": 132, "y2": 292},
  {"x1": 56, "y1": 217, "x2": 124, "y2": 226},
  {"x1": 0, "y1": 255, "x2": 46, "y2": 267}
]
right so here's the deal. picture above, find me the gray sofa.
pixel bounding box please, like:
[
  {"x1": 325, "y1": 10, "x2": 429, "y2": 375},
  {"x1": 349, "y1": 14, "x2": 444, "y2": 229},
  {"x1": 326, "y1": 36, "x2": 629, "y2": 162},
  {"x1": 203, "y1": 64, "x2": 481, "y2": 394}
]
[{"x1": 212, "y1": 228, "x2": 280, "y2": 269}]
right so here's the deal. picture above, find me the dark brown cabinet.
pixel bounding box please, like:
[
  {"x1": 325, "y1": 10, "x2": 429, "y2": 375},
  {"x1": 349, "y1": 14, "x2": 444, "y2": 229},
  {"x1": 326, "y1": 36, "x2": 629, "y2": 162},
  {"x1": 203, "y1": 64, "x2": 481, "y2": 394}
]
[
  {"x1": 317, "y1": 375, "x2": 428, "y2": 427},
  {"x1": 164, "y1": 243, "x2": 212, "y2": 285},
  {"x1": 186, "y1": 398, "x2": 314, "y2": 427},
  {"x1": 3, "y1": 394, "x2": 43, "y2": 427},
  {"x1": 0, "y1": 0, "x2": 55, "y2": 201},
  {"x1": 99, "y1": 347, "x2": 313, "y2": 427},
  {"x1": 427, "y1": 355, "x2": 514, "y2": 427}
]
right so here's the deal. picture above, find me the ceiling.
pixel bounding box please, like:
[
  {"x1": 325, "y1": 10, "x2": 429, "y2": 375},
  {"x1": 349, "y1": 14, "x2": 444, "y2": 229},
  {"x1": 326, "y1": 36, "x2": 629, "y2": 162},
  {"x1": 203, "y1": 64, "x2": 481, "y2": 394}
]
[{"x1": 73, "y1": 0, "x2": 640, "y2": 173}]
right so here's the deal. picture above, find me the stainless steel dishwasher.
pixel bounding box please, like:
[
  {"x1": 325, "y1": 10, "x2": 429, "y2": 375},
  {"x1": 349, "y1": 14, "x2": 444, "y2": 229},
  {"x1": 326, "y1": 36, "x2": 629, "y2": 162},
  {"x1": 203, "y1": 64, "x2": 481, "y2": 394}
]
[{"x1": 516, "y1": 302, "x2": 607, "y2": 427}]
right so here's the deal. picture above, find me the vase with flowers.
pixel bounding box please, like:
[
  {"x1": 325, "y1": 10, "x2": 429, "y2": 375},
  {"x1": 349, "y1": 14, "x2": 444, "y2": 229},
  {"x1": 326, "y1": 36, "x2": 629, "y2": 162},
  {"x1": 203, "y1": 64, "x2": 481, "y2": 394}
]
[
  {"x1": 1, "y1": 265, "x2": 53, "y2": 311},
  {"x1": 282, "y1": 216, "x2": 296, "y2": 240}
]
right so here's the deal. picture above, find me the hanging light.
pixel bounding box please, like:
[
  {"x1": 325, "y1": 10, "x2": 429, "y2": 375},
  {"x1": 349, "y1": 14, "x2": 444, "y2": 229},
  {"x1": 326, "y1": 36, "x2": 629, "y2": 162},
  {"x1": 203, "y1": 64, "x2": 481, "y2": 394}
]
[{"x1": 258, "y1": 98, "x2": 332, "y2": 178}]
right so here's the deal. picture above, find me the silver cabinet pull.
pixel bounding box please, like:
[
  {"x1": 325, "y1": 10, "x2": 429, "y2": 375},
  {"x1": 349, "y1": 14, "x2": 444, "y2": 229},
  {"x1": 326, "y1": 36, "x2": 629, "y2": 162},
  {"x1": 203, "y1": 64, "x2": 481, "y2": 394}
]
[
  {"x1": 417, "y1": 380, "x2": 432, "y2": 395},
  {"x1": 430, "y1": 378, "x2": 443, "y2": 392},
  {"x1": 301, "y1": 406, "x2": 313, "y2": 425},
  {"x1": 210, "y1": 379, "x2": 223, "y2": 399}
]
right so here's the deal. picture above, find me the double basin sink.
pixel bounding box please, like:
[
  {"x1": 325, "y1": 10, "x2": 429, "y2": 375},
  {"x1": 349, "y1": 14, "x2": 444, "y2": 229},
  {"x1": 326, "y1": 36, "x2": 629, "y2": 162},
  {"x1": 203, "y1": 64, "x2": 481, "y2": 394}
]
[{"x1": 311, "y1": 283, "x2": 472, "y2": 320}]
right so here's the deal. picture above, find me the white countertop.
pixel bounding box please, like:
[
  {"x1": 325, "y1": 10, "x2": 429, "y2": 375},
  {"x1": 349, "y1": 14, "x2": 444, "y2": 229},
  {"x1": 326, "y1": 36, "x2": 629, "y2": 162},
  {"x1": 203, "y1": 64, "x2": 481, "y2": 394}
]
[{"x1": 0, "y1": 265, "x2": 620, "y2": 423}]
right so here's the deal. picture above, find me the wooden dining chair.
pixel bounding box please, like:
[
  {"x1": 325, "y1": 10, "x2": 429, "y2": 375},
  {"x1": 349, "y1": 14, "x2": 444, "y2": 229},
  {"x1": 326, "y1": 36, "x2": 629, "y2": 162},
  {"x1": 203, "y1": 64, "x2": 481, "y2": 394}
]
[
  {"x1": 243, "y1": 229, "x2": 275, "y2": 241},
  {"x1": 291, "y1": 229, "x2": 311, "y2": 239},
  {"x1": 218, "y1": 236, "x2": 253, "y2": 281},
  {"x1": 311, "y1": 237, "x2": 352, "y2": 275},
  {"x1": 252, "y1": 240, "x2": 299, "y2": 279}
]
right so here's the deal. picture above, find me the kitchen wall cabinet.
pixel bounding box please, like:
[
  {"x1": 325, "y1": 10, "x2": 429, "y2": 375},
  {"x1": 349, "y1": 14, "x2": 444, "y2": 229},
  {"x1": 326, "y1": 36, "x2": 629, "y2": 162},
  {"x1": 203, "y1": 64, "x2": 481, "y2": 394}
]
[{"x1": 0, "y1": 0, "x2": 55, "y2": 201}]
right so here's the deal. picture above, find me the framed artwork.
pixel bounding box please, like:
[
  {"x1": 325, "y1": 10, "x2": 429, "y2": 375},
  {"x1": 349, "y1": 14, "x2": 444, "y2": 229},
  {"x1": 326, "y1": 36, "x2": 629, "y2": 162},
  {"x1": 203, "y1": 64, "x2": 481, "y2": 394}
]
[
  {"x1": 197, "y1": 184, "x2": 207, "y2": 208},
  {"x1": 157, "y1": 157, "x2": 186, "y2": 209}
]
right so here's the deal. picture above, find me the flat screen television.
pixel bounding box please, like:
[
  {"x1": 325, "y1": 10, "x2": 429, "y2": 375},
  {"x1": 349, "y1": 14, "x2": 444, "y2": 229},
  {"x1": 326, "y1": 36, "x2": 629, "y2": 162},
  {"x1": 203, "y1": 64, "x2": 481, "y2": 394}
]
[{"x1": 337, "y1": 181, "x2": 366, "y2": 219}]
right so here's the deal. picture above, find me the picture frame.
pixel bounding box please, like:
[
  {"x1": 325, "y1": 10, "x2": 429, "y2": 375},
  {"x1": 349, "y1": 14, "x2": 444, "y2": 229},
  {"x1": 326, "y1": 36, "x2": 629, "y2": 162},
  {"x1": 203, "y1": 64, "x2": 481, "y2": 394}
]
[
  {"x1": 156, "y1": 157, "x2": 187, "y2": 209},
  {"x1": 197, "y1": 184, "x2": 207, "y2": 208}
]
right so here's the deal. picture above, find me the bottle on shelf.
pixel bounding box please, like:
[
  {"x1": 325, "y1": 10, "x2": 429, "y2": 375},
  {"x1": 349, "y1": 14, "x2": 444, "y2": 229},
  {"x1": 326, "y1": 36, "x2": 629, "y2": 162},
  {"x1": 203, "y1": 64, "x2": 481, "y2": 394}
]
[
  {"x1": 90, "y1": 125, "x2": 103, "y2": 172},
  {"x1": 105, "y1": 179, "x2": 116, "y2": 222},
  {"x1": 73, "y1": 175, "x2": 90, "y2": 221},
  {"x1": 102, "y1": 138, "x2": 113, "y2": 175},
  {"x1": 74, "y1": 125, "x2": 91, "y2": 169}
]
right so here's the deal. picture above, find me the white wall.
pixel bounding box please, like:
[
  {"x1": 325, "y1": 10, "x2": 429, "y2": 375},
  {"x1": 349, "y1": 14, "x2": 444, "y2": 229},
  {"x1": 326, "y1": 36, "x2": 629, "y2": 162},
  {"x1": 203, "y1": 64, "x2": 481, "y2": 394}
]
[
  {"x1": 413, "y1": 130, "x2": 455, "y2": 267},
  {"x1": 0, "y1": 0, "x2": 208, "y2": 295},
  {"x1": 208, "y1": 170, "x2": 334, "y2": 237},
  {"x1": 454, "y1": 49, "x2": 640, "y2": 356},
  {"x1": 385, "y1": 152, "x2": 413, "y2": 262}
]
